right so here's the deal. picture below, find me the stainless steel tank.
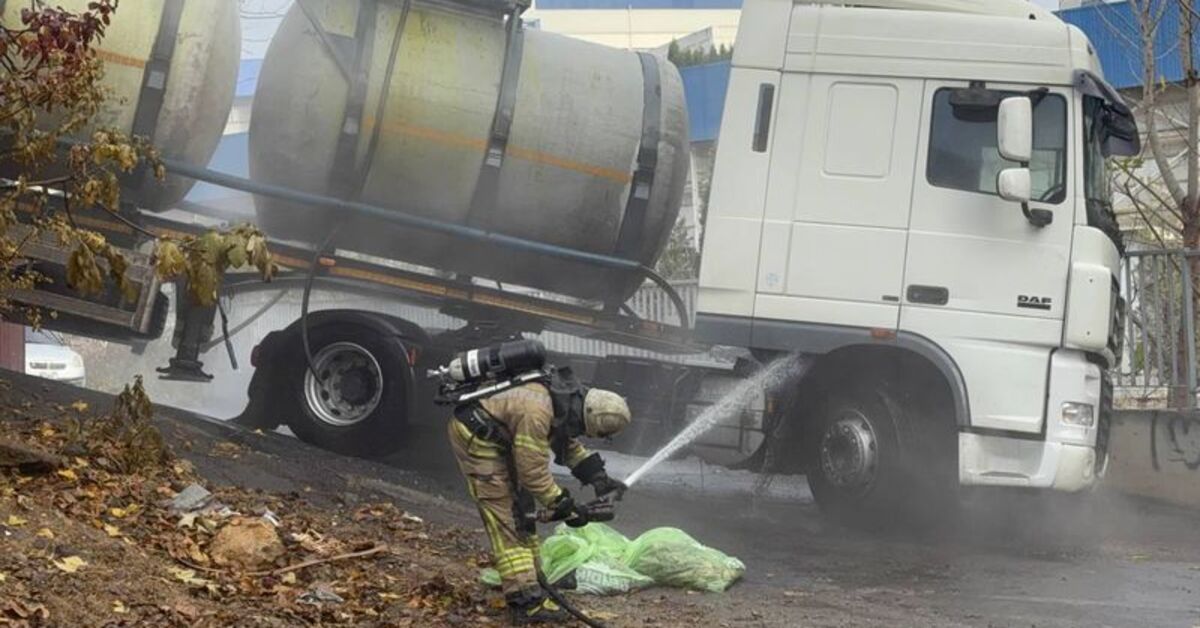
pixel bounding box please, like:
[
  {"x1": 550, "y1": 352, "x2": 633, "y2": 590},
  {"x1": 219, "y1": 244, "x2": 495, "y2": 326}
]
[
  {"x1": 0, "y1": 0, "x2": 241, "y2": 210},
  {"x1": 249, "y1": 0, "x2": 688, "y2": 303}
]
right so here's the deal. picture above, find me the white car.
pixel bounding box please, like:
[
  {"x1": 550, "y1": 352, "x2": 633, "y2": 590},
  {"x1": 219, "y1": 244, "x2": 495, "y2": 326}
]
[{"x1": 25, "y1": 328, "x2": 86, "y2": 387}]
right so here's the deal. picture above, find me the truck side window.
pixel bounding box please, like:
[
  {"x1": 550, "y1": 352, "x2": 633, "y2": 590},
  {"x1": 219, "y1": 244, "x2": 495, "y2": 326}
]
[{"x1": 926, "y1": 89, "x2": 1067, "y2": 204}]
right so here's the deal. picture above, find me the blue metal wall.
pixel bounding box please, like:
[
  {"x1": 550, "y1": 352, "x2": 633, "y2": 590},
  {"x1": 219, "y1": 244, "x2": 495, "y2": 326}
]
[
  {"x1": 1060, "y1": 0, "x2": 1196, "y2": 90},
  {"x1": 680, "y1": 61, "x2": 731, "y2": 142},
  {"x1": 186, "y1": 133, "x2": 249, "y2": 202}
]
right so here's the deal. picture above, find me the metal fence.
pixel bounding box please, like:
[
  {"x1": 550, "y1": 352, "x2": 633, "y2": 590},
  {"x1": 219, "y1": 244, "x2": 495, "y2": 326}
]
[{"x1": 1118, "y1": 250, "x2": 1199, "y2": 409}]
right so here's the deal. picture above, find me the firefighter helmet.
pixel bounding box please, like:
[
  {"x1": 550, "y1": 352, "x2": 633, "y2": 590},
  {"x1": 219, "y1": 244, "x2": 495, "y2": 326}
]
[{"x1": 583, "y1": 389, "x2": 631, "y2": 438}]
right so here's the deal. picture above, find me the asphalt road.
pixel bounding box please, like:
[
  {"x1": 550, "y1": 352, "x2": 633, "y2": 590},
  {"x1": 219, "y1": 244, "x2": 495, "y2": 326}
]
[
  {"x1": 12, "y1": 371, "x2": 1198, "y2": 627},
  {"x1": 380, "y1": 426, "x2": 1200, "y2": 627}
]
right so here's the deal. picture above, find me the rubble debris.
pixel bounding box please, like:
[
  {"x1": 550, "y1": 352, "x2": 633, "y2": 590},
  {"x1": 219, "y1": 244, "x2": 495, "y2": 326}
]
[
  {"x1": 168, "y1": 483, "x2": 214, "y2": 514},
  {"x1": 298, "y1": 583, "x2": 345, "y2": 605},
  {"x1": 208, "y1": 517, "x2": 286, "y2": 570}
]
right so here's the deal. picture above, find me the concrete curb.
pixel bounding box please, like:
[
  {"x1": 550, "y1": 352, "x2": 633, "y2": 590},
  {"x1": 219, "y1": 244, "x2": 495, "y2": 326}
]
[{"x1": 1103, "y1": 410, "x2": 1200, "y2": 509}]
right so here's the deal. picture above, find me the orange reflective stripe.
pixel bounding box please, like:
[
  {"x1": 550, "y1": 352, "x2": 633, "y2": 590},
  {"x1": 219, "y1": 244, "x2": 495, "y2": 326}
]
[{"x1": 96, "y1": 49, "x2": 146, "y2": 69}]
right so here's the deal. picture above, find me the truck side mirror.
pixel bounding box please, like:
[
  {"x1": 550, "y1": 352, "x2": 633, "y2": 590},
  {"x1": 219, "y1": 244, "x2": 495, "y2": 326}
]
[
  {"x1": 996, "y1": 96, "x2": 1050, "y2": 226},
  {"x1": 997, "y1": 168, "x2": 1032, "y2": 203},
  {"x1": 997, "y1": 96, "x2": 1033, "y2": 162}
]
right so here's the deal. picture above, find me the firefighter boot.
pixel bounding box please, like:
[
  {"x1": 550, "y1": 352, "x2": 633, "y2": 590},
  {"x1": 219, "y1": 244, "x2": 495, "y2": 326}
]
[{"x1": 506, "y1": 590, "x2": 569, "y2": 625}]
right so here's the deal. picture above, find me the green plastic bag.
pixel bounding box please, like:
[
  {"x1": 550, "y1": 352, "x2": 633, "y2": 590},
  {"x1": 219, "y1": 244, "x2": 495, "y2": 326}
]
[
  {"x1": 542, "y1": 524, "x2": 652, "y2": 594},
  {"x1": 480, "y1": 568, "x2": 502, "y2": 588},
  {"x1": 625, "y1": 527, "x2": 745, "y2": 593},
  {"x1": 478, "y1": 523, "x2": 742, "y2": 595}
]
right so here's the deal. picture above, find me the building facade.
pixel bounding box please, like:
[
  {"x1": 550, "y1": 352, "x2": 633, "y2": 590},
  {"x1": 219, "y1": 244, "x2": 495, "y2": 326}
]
[{"x1": 524, "y1": 0, "x2": 742, "y2": 50}]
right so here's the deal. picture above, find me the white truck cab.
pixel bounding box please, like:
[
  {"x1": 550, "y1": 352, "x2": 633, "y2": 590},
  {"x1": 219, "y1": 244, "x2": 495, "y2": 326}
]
[{"x1": 695, "y1": 0, "x2": 1139, "y2": 517}]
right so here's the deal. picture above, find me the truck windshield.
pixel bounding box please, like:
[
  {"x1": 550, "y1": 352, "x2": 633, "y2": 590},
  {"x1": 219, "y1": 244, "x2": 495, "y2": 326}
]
[{"x1": 1083, "y1": 95, "x2": 1124, "y2": 252}]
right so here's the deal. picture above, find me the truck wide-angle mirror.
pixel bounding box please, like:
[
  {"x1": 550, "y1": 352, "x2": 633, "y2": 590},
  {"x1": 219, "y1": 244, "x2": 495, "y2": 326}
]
[
  {"x1": 997, "y1": 96, "x2": 1033, "y2": 163},
  {"x1": 997, "y1": 168, "x2": 1032, "y2": 203}
]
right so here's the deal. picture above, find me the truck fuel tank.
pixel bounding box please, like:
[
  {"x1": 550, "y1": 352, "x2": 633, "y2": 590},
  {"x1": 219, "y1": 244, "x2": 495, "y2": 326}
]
[{"x1": 249, "y1": 0, "x2": 689, "y2": 303}]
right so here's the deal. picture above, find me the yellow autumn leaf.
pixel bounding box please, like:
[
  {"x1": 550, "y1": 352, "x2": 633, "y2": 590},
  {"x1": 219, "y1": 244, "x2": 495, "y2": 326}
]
[
  {"x1": 56, "y1": 469, "x2": 78, "y2": 482},
  {"x1": 53, "y1": 556, "x2": 87, "y2": 573},
  {"x1": 39, "y1": 426, "x2": 56, "y2": 438},
  {"x1": 112, "y1": 600, "x2": 128, "y2": 614},
  {"x1": 109, "y1": 506, "x2": 137, "y2": 519},
  {"x1": 281, "y1": 572, "x2": 297, "y2": 585},
  {"x1": 70, "y1": 400, "x2": 89, "y2": 412},
  {"x1": 103, "y1": 524, "x2": 120, "y2": 538},
  {"x1": 6, "y1": 515, "x2": 28, "y2": 527},
  {"x1": 0, "y1": 572, "x2": 6, "y2": 582},
  {"x1": 168, "y1": 567, "x2": 211, "y2": 587},
  {"x1": 36, "y1": 528, "x2": 54, "y2": 539}
]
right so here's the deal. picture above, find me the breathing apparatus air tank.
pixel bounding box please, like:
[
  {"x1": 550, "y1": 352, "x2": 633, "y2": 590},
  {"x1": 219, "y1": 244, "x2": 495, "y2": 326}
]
[
  {"x1": 249, "y1": 0, "x2": 689, "y2": 303},
  {"x1": 431, "y1": 339, "x2": 547, "y2": 389},
  {"x1": 0, "y1": 0, "x2": 241, "y2": 210}
]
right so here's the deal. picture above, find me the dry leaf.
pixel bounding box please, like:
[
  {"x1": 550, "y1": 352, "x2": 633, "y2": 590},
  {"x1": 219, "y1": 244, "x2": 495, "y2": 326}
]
[
  {"x1": 70, "y1": 401, "x2": 89, "y2": 412},
  {"x1": 6, "y1": 515, "x2": 28, "y2": 527},
  {"x1": 112, "y1": 600, "x2": 128, "y2": 614},
  {"x1": 53, "y1": 556, "x2": 87, "y2": 573},
  {"x1": 281, "y1": 572, "x2": 297, "y2": 585},
  {"x1": 56, "y1": 469, "x2": 78, "y2": 482},
  {"x1": 169, "y1": 567, "x2": 212, "y2": 587},
  {"x1": 103, "y1": 524, "x2": 120, "y2": 538},
  {"x1": 178, "y1": 512, "x2": 198, "y2": 529},
  {"x1": 36, "y1": 528, "x2": 54, "y2": 539},
  {"x1": 0, "y1": 572, "x2": 6, "y2": 582},
  {"x1": 109, "y1": 506, "x2": 133, "y2": 519}
]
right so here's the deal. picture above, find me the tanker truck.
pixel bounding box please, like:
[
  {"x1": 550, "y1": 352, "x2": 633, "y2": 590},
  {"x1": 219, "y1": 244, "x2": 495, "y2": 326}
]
[{"x1": 3, "y1": 0, "x2": 1140, "y2": 522}]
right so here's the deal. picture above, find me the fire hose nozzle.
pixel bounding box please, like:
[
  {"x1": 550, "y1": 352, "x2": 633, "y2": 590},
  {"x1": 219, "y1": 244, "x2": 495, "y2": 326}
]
[{"x1": 534, "y1": 497, "x2": 617, "y2": 524}]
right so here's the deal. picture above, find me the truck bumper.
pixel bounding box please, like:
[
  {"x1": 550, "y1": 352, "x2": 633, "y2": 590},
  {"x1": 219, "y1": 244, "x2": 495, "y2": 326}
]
[
  {"x1": 959, "y1": 433, "x2": 1098, "y2": 491},
  {"x1": 959, "y1": 350, "x2": 1108, "y2": 492}
]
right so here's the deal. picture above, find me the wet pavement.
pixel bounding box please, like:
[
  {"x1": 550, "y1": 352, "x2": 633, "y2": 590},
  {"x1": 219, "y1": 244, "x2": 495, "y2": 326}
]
[{"x1": 385, "y1": 427, "x2": 1200, "y2": 627}]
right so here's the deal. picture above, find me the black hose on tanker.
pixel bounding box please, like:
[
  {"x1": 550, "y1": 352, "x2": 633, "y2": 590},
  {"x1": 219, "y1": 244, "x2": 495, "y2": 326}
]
[{"x1": 300, "y1": 226, "x2": 343, "y2": 382}]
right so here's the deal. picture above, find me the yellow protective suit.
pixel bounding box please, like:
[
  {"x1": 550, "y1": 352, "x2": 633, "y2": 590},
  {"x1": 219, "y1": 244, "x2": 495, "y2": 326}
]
[{"x1": 447, "y1": 382, "x2": 593, "y2": 595}]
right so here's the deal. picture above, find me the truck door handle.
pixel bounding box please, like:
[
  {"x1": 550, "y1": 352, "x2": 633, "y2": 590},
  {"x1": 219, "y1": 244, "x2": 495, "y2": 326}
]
[{"x1": 752, "y1": 83, "x2": 775, "y2": 153}]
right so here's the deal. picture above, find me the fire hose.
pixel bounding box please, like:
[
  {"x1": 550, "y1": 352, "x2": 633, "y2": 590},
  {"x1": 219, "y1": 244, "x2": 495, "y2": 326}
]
[{"x1": 525, "y1": 495, "x2": 620, "y2": 628}]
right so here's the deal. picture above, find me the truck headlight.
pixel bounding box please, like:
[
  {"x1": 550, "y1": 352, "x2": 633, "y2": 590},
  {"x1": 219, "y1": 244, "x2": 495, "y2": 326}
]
[{"x1": 1061, "y1": 402, "x2": 1095, "y2": 427}]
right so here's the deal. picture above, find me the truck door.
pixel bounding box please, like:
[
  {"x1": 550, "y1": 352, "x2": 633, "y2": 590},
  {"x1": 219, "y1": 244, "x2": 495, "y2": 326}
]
[
  {"x1": 902, "y1": 81, "x2": 1073, "y2": 434},
  {"x1": 753, "y1": 74, "x2": 924, "y2": 330}
]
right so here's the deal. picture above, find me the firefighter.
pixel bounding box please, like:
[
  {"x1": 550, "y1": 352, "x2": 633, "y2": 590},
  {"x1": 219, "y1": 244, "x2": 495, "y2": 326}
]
[{"x1": 448, "y1": 378, "x2": 631, "y2": 625}]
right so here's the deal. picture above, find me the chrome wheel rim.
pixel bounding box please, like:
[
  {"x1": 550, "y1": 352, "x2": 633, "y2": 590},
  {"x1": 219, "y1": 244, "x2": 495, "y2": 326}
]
[
  {"x1": 819, "y1": 409, "x2": 879, "y2": 494},
  {"x1": 303, "y1": 342, "x2": 383, "y2": 427}
]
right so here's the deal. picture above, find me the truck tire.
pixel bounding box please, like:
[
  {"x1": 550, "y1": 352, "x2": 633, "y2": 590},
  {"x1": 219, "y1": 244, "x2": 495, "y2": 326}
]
[
  {"x1": 280, "y1": 323, "x2": 410, "y2": 458},
  {"x1": 805, "y1": 382, "x2": 910, "y2": 526}
]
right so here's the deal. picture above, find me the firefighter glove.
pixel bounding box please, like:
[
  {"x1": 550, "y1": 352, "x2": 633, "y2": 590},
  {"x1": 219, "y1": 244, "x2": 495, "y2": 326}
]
[
  {"x1": 568, "y1": 499, "x2": 615, "y2": 528},
  {"x1": 546, "y1": 490, "x2": 578, "y2": 523},
  {"x1": 591, "y1": 474, "x2": 627, "y2": 500}
]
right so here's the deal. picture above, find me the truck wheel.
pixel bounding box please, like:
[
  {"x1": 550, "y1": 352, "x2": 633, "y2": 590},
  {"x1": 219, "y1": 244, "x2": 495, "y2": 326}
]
[
  {"x1": 806, "y1": 383, "x2": 908, "y2": 525},
  {"x1": 281, "y1": 324, "x2": 409, "y2": 458}
]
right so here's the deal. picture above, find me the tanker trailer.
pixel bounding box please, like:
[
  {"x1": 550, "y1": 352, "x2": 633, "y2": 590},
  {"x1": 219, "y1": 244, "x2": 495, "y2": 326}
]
[
  {"x1": 249, "y1": 0, "x2": 689, "y2": 304},
  {"x1": 0, "y1": 0, "x2": 240, "y2": 211}
]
